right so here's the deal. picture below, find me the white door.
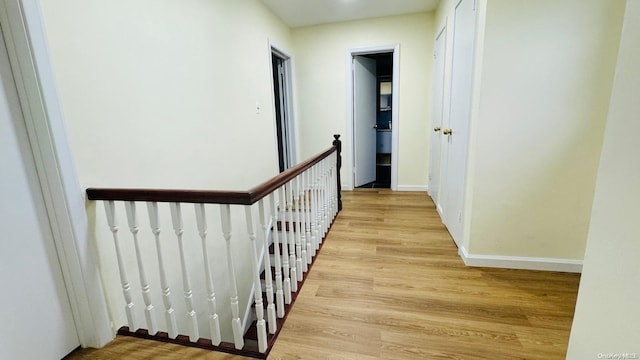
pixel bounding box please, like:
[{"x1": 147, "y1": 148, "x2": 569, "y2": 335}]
[
  {"x1": 353, "y1": 55, "x2": 377, "y2": 187},
  {"x1": 0, "y1": 29, "x2": 79, "y2": 359},
  {"x1": 442, "y1": 0, "x2": 477, "y2": 245},
  {"x1": 429, "y1": 26, "x2": 447, "y2": 212}
]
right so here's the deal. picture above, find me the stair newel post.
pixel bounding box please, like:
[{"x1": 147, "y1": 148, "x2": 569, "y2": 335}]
[
  {"x1": 295, "y1": 174, "x2": 309, "y2": 273},
  {"x1": 146, "y1": 202, "x2": 178, "y2": 338},
  {"x1": 244, "y1": 206, "x2": 268, "y2": 353},
  {"x1": 287, "y1": 180, "x2": 302, "y2": 285},
  {"x1": 333, "y1": 134, "x2": 343, "y2": 211},
  {"x1": 194, "y1": 204, "x2": 222, "y2": 346},
  {"x1": 268, "y1": 193, "x2": 285, "y2": 317},
  {"x1": 219, "y1": 204, "x2": 244, "y2": 349},
  {"x1": 258, "y1": 200, "x2": 277, "y2": 333},
  {"x1": 169, "y1": 202, "x2": 199, "y2": 342},
  {"x1": 328, "y1": 157, "x2": 334, "y2": 221},
  {"x1": 124, "y1": 201, "x2": 158, "y2": 335},
  {"x1": 104, "y1": 200, "x2": 136, "y2": 331},
  {"x1": 331, "y1": 152, "x2": 340, "y2": 218},
  {"x1": 278, "y1": 187, "x2": 294, "y2": 301}
]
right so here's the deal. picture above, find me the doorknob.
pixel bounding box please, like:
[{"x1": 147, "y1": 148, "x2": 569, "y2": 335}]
[
  {"x1": 443, "y1": 128, "x2": 452, "y2": 135},
  {"x1": 434, "y1": 127, "x2": 441, "y2": 132},
  {"x1": 373, "y1": 124, "x2": 378, "y2": 129}
]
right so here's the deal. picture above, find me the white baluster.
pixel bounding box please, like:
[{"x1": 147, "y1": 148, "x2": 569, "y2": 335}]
[
  {"x1": 303, "y1": 170, "x2": 313, "y2": 262},
  {"x1": 269, "y1": 193, "x2": 285, "y2": 317},
  {"x1": 318, "y1": 163, "x2": 325, "y2": 242},
  {"x1": 291, "y1": 178, "x2": 305, "y2": 278},
  {"x1": 307, "y1": 168, "x2": 317, "y2": 258},
  {"x1": 170, "y1": 202, "x2": 199, "y2": 342},
  {"x1": 330, "y1": 153, "x2": 338, "y2": 219},
  {"x1": 325, "y1": 158, "x2": 334, "y2": 222},
  {"x1": 321, "y1": 159, "x2": 329, "y2": 236},
  {"x1": 286, "y1": 179, "x2": 303, "y2": 284},
  {"x1": 124, "y1": 201, "x2": 158, "y2": 335},
  {"x1": 322, "y1": 158, "x2": 329, "y2": 235},
  {"x1": 299, "y1": 171, "x2": 308, "y2": 264},
  {"x1": 104, "y1": 201, "x2": 136, "y2": 331},
  {"x1": 245, "y1": 206, "x2": 268, "y2": 353},
  {"x1": 194, "y1": 204, "x2": 221, "y2": 346},
  {"x1": 278, "y1": 187, "x2": 294, "y2": 298},
  {"x1": 285, "y1": 182, "x2": 301, "y2": 286},
  {"x1": 146, "y1": 202, "x2": 178, "y2": 338},
  {"x1": 219, "y1": 204, "x2": 244, "y2": 350},
  {"x1": 298, "y1": 171, "x2": 312, "y2": 271},
  {"x1": 258, "y1": 200, "x2": 277, "y2": 333},
  {"x1": 311, "y1": 164, "x2": 322, "y2": 250},
  {"x1": 295, "y1": 175, "x2": 309, "y2": 272}
]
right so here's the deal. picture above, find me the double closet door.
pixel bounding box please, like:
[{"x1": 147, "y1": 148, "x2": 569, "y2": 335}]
[{"x1": 429, "y1": 0, "x2": 477, "y2": 246}]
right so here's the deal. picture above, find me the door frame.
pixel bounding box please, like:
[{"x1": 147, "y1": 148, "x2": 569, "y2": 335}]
[
  {"x1": 268, "y1": 39, "x2": 298, "y2": 169},
  {"x1": 0, "y1": 0, "x2": 112, "y2": 348},
  {"x1": 346, "y1": 44, "x2": 400, "y2": 191}
]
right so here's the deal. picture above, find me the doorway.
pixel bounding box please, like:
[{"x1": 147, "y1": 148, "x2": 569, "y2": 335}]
[
  {"x1": 348, "y1": 45, "x2": 399, "y2": 190},
  {"x1": 271, "y1": 47, "x2": 296, "y2": 172}
]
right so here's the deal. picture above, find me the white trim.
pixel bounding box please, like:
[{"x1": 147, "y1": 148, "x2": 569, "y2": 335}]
[
  {"x1": 346, "y1": 44, "x2": 400, "y2": 191},
  {"x1": 342, "y1": 184, "x2": 353, "y2": 191},
  {"x1": 0, "y1": 0, "x2": 112, "y2": 347},
  {"x1": 458, "y1": 246, "x2": 583, "y2": 273},
  {"x1": 397, "y1": 185, "x2": 428, "y2": 192}
]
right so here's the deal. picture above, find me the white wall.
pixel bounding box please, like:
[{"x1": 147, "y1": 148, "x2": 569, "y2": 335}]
[
  {"x1": 292, "y1": 13, "x2": 434, "y2": 189},
  {"x1": 464, "y1": 0, "x2": 625, "y2": 261},
  {"x1": 39, "y1": 0, "x2": 293, "y2": 342},
  {"x1": 567, "y1": 0, "x2": 640, "y2": 356},
  {"x1": 40, "y1": 0, "x2": 292, "y2": 190}
]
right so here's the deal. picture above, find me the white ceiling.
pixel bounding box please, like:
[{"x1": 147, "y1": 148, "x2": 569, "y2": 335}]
[{"x1": 260, "y1": 0, "x2": 441, "y2": 28}]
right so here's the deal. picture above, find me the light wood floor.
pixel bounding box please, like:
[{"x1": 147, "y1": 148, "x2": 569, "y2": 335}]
[{"x1": 66, "y1": 190, "x2": 580, "y2": 360}]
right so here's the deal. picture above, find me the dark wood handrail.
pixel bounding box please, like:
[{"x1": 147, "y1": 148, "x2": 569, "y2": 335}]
[{"x1": 86, "y1": 135, "x2": 342, "y2": 207}]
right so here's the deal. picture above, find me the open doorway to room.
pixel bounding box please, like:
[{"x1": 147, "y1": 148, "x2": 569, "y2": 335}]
[
  {"x1": 271, "y1": 47, "x2": 296, "y2": 172},
  {"x1": 348, "y1": 45, "x2": 399, "y2": 190}
]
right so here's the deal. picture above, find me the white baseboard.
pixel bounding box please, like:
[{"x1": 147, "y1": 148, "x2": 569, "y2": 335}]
[
  {"x1": 341, "y1": 185, "x2": 428, "y2": 192},
  {"x1": 458, "y1": 246, "x2": 582, "y2": 273},
  {"x1": 397, "y1": 185, "x2": 428, "y2": 192}
]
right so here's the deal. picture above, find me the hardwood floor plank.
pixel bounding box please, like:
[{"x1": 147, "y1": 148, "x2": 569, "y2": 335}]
[{"x1": 66, "y1": 189, "x2": 580, "y2": 359}]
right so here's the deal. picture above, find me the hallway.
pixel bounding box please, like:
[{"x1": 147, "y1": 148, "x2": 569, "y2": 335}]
[{"x1": 67, "y1": 190, "x2": 580, "y2": 359}]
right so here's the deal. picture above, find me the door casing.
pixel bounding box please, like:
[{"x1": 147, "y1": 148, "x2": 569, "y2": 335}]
[
  {"x1": 0, "y1": 0, "x2": 112, "y2": 348},
  {"x1": 269, "y1": 41, "x2": 297, "y2": 171}
]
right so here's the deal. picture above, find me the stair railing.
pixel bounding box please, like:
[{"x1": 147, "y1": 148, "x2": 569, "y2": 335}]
[{"x1": 86, "y1": 135, "x2": 342, "y2": 357}]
